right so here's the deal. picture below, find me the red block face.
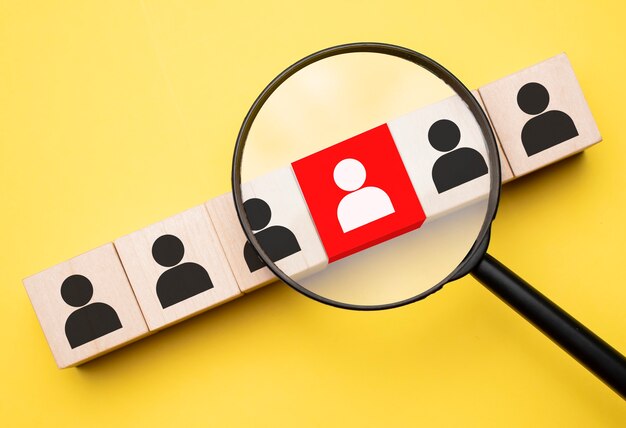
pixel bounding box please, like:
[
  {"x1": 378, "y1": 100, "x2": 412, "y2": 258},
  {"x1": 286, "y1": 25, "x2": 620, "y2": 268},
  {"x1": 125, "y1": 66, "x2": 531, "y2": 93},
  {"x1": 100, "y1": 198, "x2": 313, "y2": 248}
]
[{"x1": 292, "y1": 124, "x2": 426, "y2": 262}]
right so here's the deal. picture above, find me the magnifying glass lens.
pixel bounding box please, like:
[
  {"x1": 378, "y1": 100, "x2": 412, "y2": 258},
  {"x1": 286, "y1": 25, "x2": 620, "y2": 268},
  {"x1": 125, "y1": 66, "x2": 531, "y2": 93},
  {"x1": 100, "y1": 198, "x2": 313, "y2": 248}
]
[{"x1": 236, "y1": 47, "x2": 498, "y2": 309}]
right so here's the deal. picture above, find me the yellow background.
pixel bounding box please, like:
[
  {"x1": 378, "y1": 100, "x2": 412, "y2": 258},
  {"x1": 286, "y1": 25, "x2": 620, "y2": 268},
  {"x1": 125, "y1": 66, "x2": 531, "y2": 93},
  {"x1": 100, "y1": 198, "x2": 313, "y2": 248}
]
[{"x1": 1, "y1": 0, "x2": 624, "y2": 426}]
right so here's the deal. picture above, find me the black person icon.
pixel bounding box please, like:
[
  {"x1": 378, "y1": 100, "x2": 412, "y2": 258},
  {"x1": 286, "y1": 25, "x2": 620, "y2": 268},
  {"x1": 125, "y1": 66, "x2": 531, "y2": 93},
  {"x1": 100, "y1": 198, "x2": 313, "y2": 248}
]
[
  {"x1": 62, "y1": 274, "x2": 123, "y2": 349},
  {"x1": 153, "y1": 234, "x2": 214, "y2": 308},
  {"x1": 517, "y1": 82, "x2": 579, "y2": 157},
  {"x1": 243, "y1": 198, "x2": 301, "y2": 272},
  {"x1": 430, "y1": 119, "x2": 488, "y2": 194}
]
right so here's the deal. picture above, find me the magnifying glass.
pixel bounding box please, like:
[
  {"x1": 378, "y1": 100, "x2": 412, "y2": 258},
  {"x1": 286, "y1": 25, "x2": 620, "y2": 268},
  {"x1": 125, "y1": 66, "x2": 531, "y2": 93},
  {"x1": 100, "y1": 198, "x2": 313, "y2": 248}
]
[{"x1": 232, "y1": 43, "x2": 626, "y2": 397}]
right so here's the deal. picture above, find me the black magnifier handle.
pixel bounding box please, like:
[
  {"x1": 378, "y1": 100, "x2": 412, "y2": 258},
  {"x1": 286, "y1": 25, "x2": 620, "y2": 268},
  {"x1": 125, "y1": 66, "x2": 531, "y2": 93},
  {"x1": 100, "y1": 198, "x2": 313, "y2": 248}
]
[{"x1": 471, "y1": 253, "x2": 626, "y2": 399}]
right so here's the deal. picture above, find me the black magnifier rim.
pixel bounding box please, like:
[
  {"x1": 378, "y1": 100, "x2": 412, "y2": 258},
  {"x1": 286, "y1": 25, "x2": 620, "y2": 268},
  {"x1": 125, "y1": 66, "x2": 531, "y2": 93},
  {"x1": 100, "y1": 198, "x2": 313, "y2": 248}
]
[{"x1": 232, "y1": 42, "x2": 501, "y2": 311}]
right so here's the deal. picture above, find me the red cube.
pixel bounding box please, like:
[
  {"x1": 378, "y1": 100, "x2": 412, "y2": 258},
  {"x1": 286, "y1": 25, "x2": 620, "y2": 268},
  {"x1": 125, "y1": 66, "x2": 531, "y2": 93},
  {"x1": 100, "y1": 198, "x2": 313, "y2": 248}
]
[{"x1": 292, "y1": 124, "x2": 426, "y2": 262}]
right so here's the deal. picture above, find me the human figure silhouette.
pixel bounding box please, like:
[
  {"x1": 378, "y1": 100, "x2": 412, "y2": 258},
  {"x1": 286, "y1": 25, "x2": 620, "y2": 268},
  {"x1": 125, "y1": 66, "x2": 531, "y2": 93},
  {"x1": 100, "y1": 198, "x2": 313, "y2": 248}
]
[
  {"x1": 429, "y1": 119, "x2": 488, "y2": 193},
  {"x1": 243, "y1": 198, "x2": 301, "y2": 272},
  {"x1": 334, "y1": 158, "x2": 395, "y2": 233},
  {"x1": 152, "y1": 234, "x2": 213, "y2": 308},
  {"x1": 517, "y1": 82, "x2": 578, "y2": 156},
  {"x1": 62, "y1": 274, "x2": 122, "y2": 349}
]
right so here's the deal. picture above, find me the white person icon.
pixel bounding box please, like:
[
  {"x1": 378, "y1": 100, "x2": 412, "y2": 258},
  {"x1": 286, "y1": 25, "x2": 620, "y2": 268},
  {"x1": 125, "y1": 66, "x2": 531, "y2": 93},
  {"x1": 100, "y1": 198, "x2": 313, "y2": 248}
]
[{"x1": 334, "y1": 158, "x2": 395, "y2": 233}]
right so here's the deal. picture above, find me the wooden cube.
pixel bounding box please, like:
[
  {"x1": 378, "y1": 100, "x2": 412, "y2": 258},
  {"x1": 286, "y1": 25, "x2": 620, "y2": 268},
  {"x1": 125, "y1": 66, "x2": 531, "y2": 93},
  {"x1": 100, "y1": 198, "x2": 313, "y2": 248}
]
[
  {"x1": 387, "y1": 94, "x2": 492, "y2": 220},
  {"x1": 206, "y1": 167, "x2": 328, "y2": 292},
  {"x1": 23, "y1": 243, "x2": 149, "y2": 368},
  {"x1": 472, "y1": 90, "x2": 515, "y2": 183},
  {"x1": 114, "y1": 205, "x2": 240, "y2": 331},
  {"x1": 478, "y1": 53, "x2": 601, "y2": 177}
]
